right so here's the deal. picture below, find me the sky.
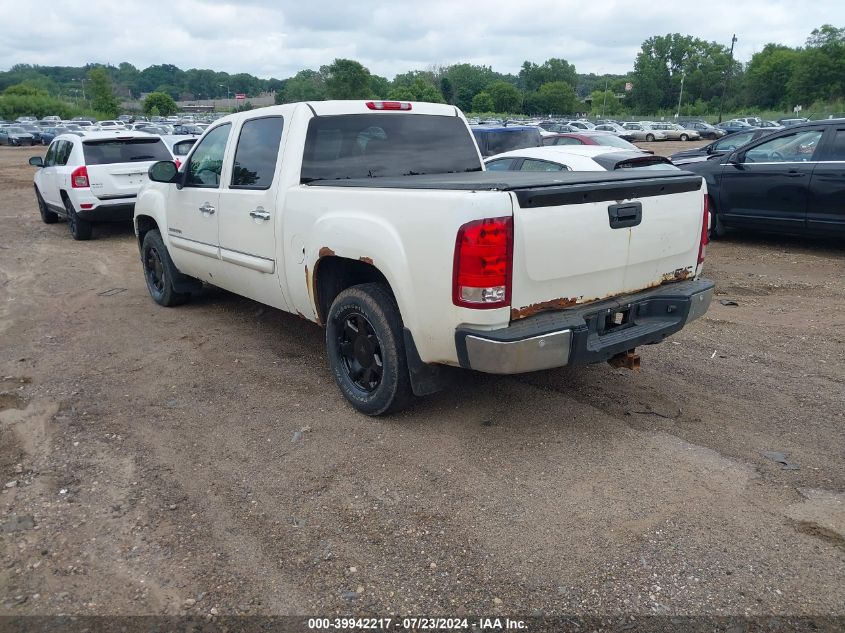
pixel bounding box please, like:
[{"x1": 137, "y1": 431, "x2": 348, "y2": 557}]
[{"x1": 1, "y1": 0, "x2": 843, "y2": 80}]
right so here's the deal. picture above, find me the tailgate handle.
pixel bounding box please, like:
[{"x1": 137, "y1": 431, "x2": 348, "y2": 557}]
[{"x1": 608, "y1": 202, "x2": 642, "y2": 229}]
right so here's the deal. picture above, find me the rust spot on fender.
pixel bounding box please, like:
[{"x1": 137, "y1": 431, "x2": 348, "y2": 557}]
[
  {"x1": 359, "y1": 256, "x2": 374, "y2": 265},
  {"x1": 318, "y1": 246, "x2": 335, "y2": 258},
  {"x1": 511, "y1": 297, "x2": 578, "y2": 321}
]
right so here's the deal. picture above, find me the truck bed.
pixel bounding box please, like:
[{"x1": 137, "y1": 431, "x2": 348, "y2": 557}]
[{"x1": 306, "y1": 170, "x2": 703, "y2": 208}]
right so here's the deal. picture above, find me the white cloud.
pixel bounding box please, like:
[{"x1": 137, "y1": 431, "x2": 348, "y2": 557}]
[{"x1": 0, "y1": 0, "x2": 841, "y2": 79}]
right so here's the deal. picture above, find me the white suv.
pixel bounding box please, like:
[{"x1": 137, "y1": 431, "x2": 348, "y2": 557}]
[{"x1": 29, "y1": 132, "x2": 172, "y2": 240}]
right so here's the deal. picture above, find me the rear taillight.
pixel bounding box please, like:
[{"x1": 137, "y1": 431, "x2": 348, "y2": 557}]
[
  {"x1": 365, "y1": 101, "x2": 412, "y2": 111},
  {"x1": 699, "y1": 195, "x2": 710, "y2": 265},
  {"x1": 71, "y1": 165, "x2": 89, "y2": 188},
  {"x1": 453, "y1": 217, "x2": 513, "y2": 309}
]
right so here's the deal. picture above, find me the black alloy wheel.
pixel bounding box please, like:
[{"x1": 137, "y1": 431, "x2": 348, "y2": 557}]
[
  {"x1": 337, "y1": 312, "x2": 383, "y2": 393},
  {"x1": 144, "y1": 244, "x2": 166, "y2": 296},
  {"x1": 326, "y1": 283, "x2": 412, "y2": 416},
  {"x1": 140, "y1": 229, "x2": 191, "y2": 306}
]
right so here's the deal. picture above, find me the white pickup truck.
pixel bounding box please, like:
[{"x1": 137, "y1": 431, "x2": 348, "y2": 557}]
[{"x1": 134, "y1": 100, "x2": 713, "y2": 415}]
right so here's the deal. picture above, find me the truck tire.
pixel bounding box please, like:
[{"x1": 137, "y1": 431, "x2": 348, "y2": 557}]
[
  {"x1": 141, "y1": 229, "x2": 191, "y2": 307},
  {"x1": 326, "y1": 283, "x2": 413, "y2": 416},
  {"x1": 64, "y1": 196, "x2": 93, "y2": 240},
  {"x1": 36, "y1": 188, "x2": 58, "y2": 224}
]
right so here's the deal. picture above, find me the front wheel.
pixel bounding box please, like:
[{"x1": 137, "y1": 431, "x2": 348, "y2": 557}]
[
  {"x1": 36, "y1": 188, "x2": 58, "y2": 223},
  {"x1": 326, "y1": 283, "x2": 413, "y2": 416},
  {"x1": 680, "y1": 133, "x2": 689, "y2": 141},
  {"x1": 141, "y1": 229, "x2": 191, "y2": 307},
  {"x1": 645, "y1": 133, "x2": 655, "y2": 142}
]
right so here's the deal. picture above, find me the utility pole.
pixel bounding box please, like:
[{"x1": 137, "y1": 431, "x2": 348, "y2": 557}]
[
  {"x1": 676, "y1": 71, "x2": 686, "y2": 119},
  {"x1": 717, "y1": 34, "x2": 737, "y2": 123},
  {"x1": 601, "y1": 76, "x2": 609, "y2": 118}
]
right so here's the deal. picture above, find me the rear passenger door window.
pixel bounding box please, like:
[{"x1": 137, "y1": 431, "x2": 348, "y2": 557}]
[
  {"x1": 185, "y1": 124, "x2": 231, "y2": 188},
  {"x1": 520, "y1": 159, "x2": 567, "y2": 172},
  {"x1": 485, "y1": 158, "x2": 515, "y2": 171},
  {"x1": 44, "y1": 142, "x2": 59, "y2": 167},
  {"x1": 56, "y1": 141, "x2": 73, "y2": 166},
  {"x1": 230, "y1": 117, "x2": 284, "y2": 189}
]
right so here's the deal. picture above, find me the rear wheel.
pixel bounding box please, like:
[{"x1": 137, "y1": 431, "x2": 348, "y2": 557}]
[
  {"x1": 141, "y1": 229, "x2": 191, "y2": 307},
  {"x1": 64, "y1": 196, "x2": 92, "y2": 240},
  {"x1": 35, "y1": 188, "x2": 58, "y2": 224},
  {"x1": 708, "y1": 200, "x2": 727, "y2": 240},
  {"x1": 326, "y1": 283, "x2": 412, "y2": 416},
  {"x1": 645, "y1": 133, "x2": 655, "y2": 142}
]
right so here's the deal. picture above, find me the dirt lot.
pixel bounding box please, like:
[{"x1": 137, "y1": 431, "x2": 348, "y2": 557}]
[{"x1": 1, "y1": 143, "x2": 843, "y2": 619}]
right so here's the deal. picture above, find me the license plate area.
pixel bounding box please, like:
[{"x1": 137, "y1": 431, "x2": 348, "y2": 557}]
[{"x1": 598, "y1": 306, "x2": 633, "y2": 335}]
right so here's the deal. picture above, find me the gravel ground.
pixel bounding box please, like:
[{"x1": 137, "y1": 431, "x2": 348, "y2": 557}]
[{"x1": 0, "y1": 143, "x2": 843, "y2": 620}]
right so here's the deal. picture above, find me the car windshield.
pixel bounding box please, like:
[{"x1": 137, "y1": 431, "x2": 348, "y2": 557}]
[
  {"x1": 82, "y1": 137, "x2": 172, "y2": 164},
  {"x1": 8, "y1": 127, "x2": 26, "y2": 133},
  {"x1": 301, "y1": 114, "x2": 482, "y2": 182}
]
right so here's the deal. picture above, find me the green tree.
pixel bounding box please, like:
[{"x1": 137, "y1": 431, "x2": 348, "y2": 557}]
[
  {"x1": 743, "y1": 44, "x2": 801, "y2": 108},
  {"x1": 276, "y1": 69, "x2": 325, "y2": 103},
  {"x1": 143, "y1": 91, "x2": 178, "y2": 116},
  {"x1": 486, "y1": 81, "x2": 522, "y2": 112},
  {"x1": 590, "y1": 89, "x2": 624, "y2": 115},
  {"x1": 3, "y1": 83, "x2": 44, "y2": 97},
  {"x1": 536, "y1": 81, "x2": 578, "y2": 115},
  {"x1": 387, "y1": 77, "x2": 443, "y2": 103},
  {"x1": 630, "y1": 33, "x2": 734, "y2": 113},
  {"x1": 369, "y1": 74, "x2": 390, "y2": 98},
  {"x1": 444, "y1": 64, "x2": 500, "y2": 111},
  {"x1": 321, "y1": 59, "x2": 371, "y2": 99},
  {"x1": 88, "y1": 66, "x2": 119, "y2": 117},
  {"x1": 470, "y1": 91, "x2": 495, "y2": 112},
  {"x1": 518, "y1": 58, "x2": 578, "y2": 92}
]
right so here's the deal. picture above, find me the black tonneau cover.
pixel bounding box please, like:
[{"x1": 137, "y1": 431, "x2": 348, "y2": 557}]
[{"x1": 306, "y1": 170, "x2": 703, "y2": 208}]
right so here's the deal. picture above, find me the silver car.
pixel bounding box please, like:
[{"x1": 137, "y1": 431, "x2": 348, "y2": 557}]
[
  {"x1": 648, "y1": 122, "x2": 701, "y2": 141},
  {"x1": 620, "y1": 122, "x2": 667, "y2": 142}
]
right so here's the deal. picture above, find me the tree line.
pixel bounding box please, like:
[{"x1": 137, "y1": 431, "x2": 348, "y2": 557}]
[{"x1": 1, "y1": 24, "x2": 842, "y2": 120}]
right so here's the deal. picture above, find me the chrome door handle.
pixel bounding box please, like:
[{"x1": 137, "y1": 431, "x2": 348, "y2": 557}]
[
  {"x1": 249, "y1": 209, "x2": 271, "y2": 221},
  {"x1": 199, "y1": 203, "x2": 215, "y2": 215}
]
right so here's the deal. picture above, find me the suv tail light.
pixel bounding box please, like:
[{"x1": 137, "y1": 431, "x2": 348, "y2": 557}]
[
  {"x1": 699, "y1": 195, "x2": 710, "y2": 265},
  {"x1": 71, "y1": 165, "x2": 89, "y2": 188},
  {"x1": 453, "y1": 217, "x2": 513, "y2": 309}
]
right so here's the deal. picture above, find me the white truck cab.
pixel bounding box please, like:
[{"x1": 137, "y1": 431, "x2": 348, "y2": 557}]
[{"x1": 134, "y1": 101, "x2": 713, "y2": 415}]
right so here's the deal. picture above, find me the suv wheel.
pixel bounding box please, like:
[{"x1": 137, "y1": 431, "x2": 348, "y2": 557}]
[
  {"x1": 36, "y1": 188, "x2": 58, "y2": 224},
  {"x1": 326, "y1": 283, "x2": 412, "y2": 416},
  {"x1": 708, "y1": 199, "x2": 727, "y2": 240},
  {"x1": 64, "y1": 197, "x2": 93, "y2": 240},
  {"x1": 141, "y1": 229, "x2": 191, "y2": 307}
]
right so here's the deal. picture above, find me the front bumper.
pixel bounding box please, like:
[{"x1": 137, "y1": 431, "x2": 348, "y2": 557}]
[{"x1": 455, "y1": 278, "x2": 714, "y2": 374}]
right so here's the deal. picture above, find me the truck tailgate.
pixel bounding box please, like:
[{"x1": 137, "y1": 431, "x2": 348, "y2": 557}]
[{"x1": 509, "y1": 174, "x2": 704, "y2": 319}]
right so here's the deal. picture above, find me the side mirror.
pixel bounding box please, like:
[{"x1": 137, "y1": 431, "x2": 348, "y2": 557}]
[
  {"x1": 727, "y1": 152, "x2": 743, "y2": 165},
  {"x1": 29, "y1": 156, "x2": 43, "y2": 167},
  {"x1": 148, "y1": 160, "x2": 179, "y2": 183}
]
